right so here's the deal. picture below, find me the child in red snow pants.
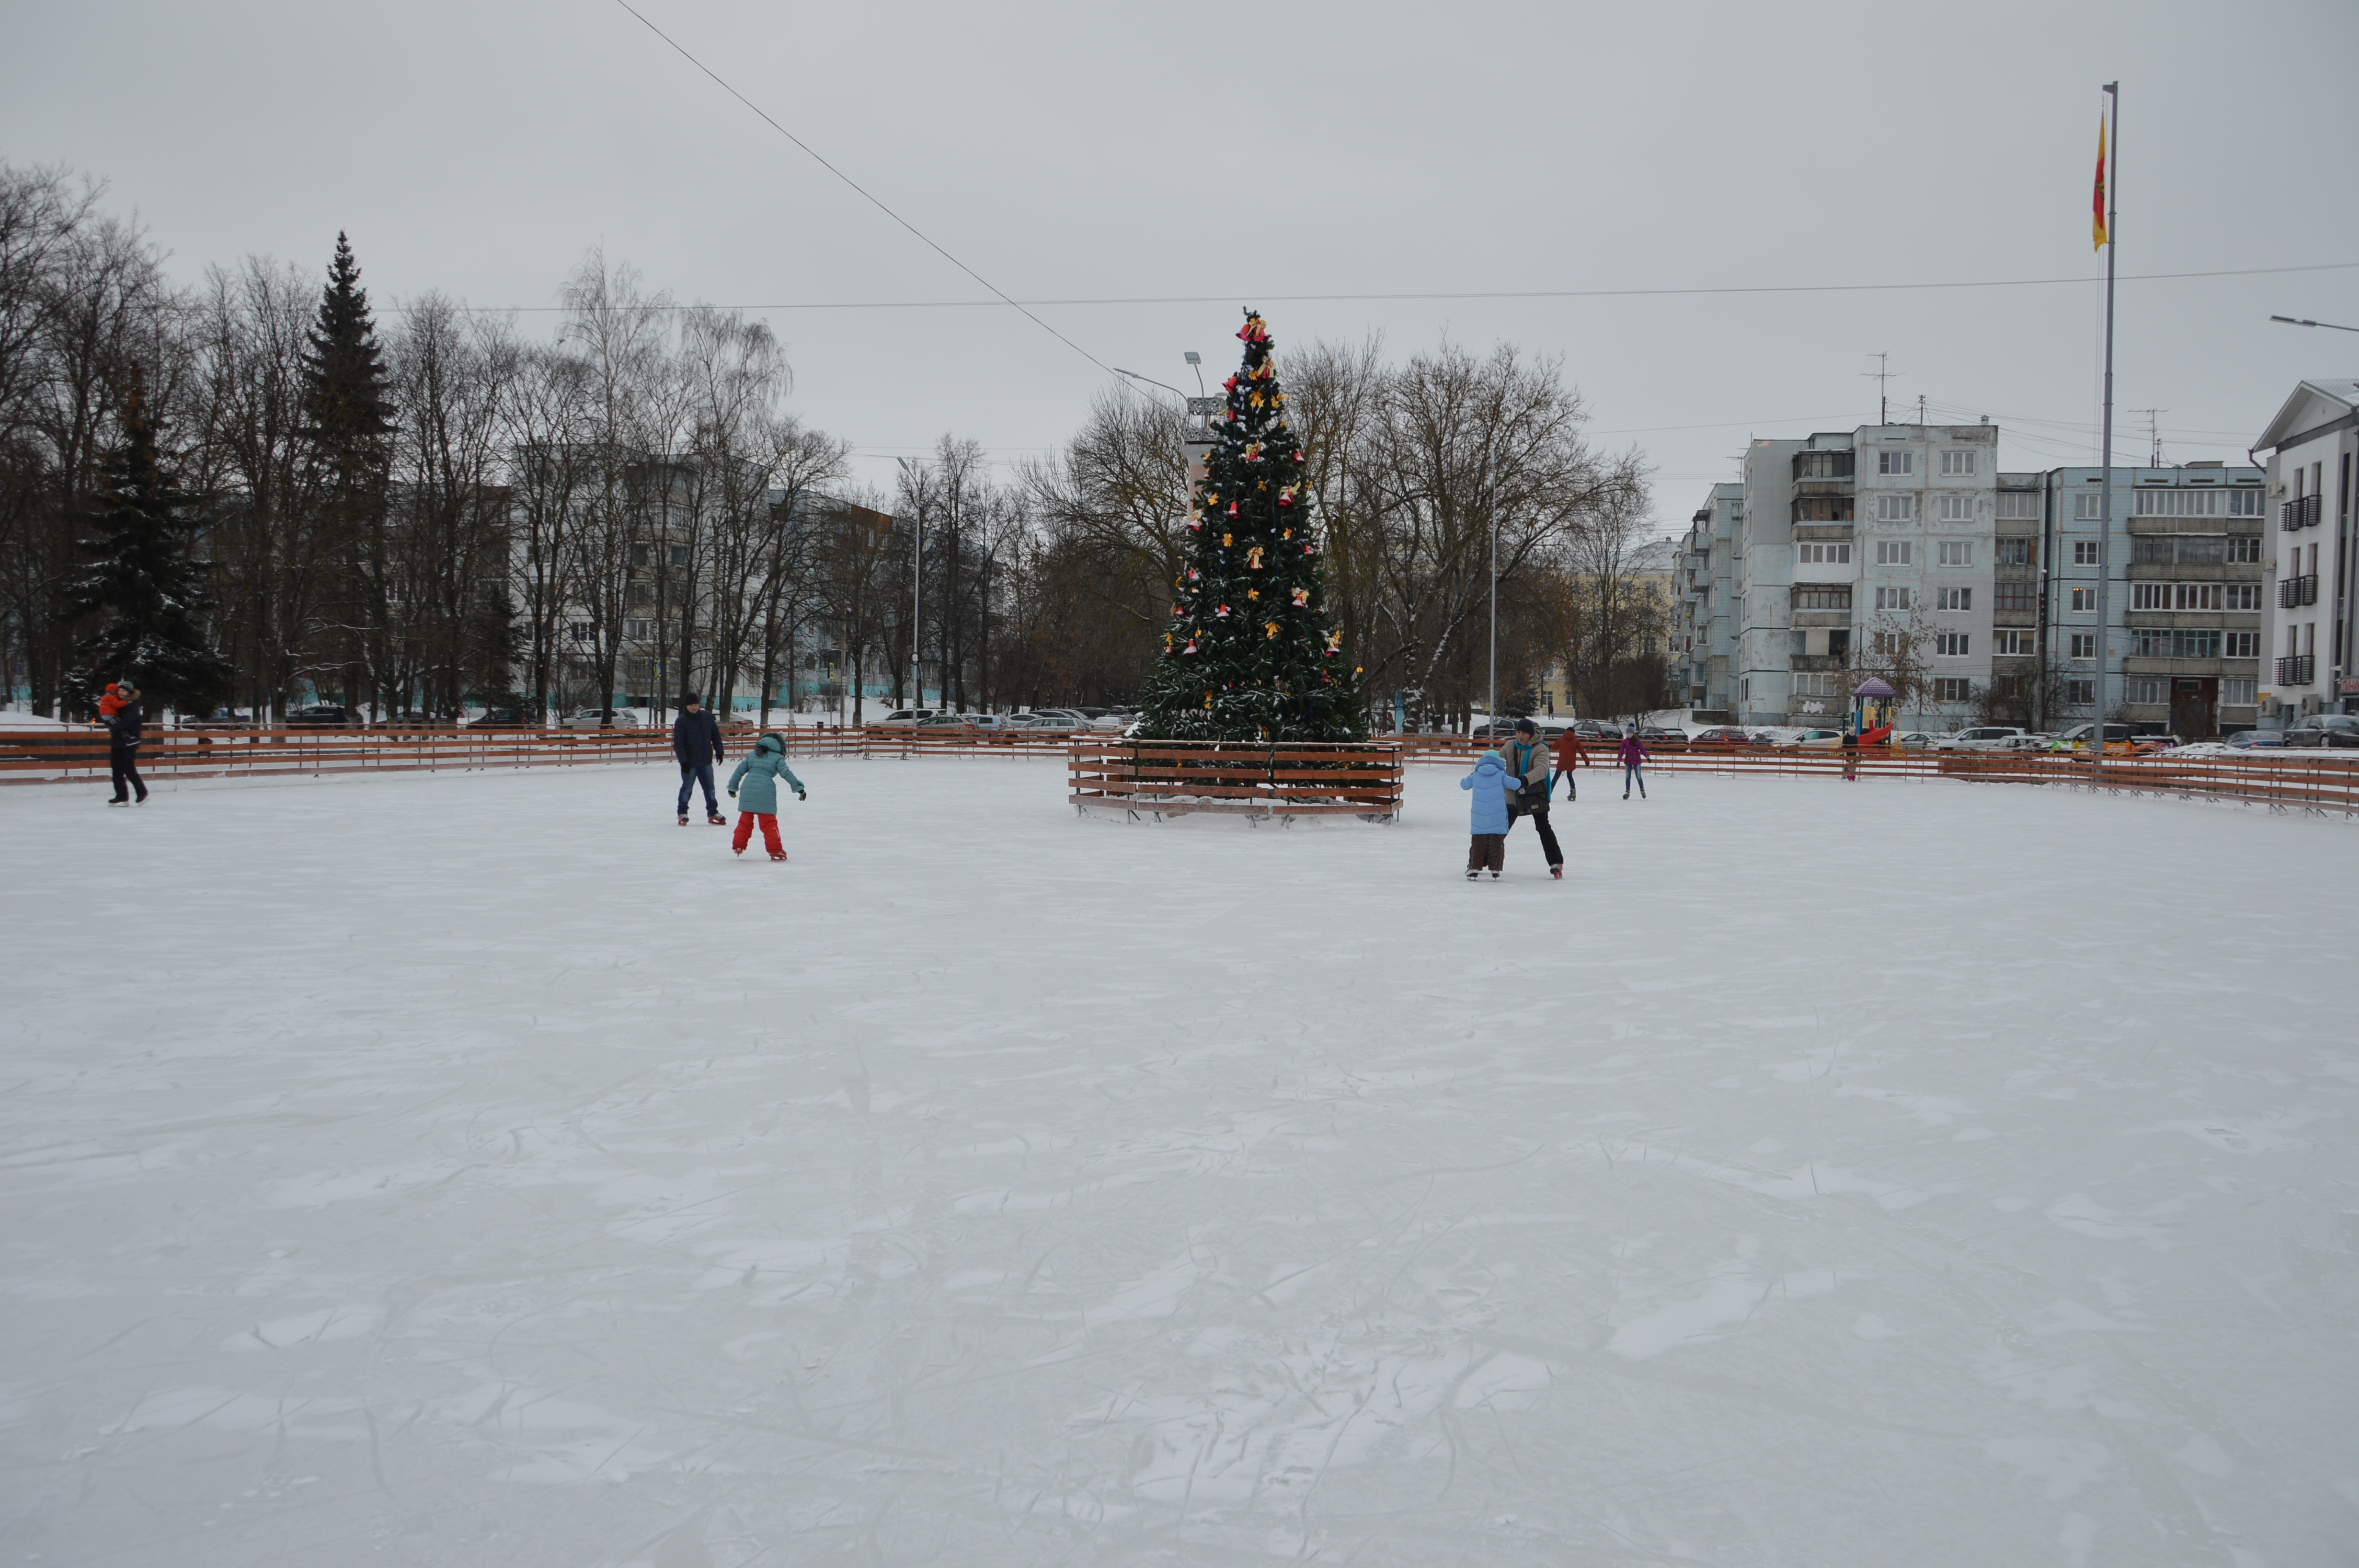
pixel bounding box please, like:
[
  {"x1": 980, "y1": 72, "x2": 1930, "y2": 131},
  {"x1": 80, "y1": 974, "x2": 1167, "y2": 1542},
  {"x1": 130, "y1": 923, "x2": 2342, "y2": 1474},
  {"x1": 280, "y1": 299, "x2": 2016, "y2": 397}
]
[{"x1": 731, "y1": 812, "x2": 784, "y2": 858}]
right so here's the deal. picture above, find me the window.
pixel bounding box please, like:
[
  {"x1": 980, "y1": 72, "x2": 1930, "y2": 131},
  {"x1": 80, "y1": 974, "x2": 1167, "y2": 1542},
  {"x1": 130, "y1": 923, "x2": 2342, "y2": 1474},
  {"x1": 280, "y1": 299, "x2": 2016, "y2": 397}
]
[
  {"x1": 568, "y1": 621, "x2": 595, "y2": 644},
  {"x1": 1792, "y1": 585, "x2": 1852, "y2": 610},
  {"x1": 1940, "y1": 450, "x2": 1977, "y2": 476},
  {"x1": 2075, "y1": 493, "x2": 2109, "y2": 521},
  {"x1": 1995, "y1": 630, "x2": 2034, "y2": 655},
  {"x1": 2132, "y1": 488, "x2": 2227, "y2": 517},
  {"x1": 1793, "y1": 671, "x2": 1836, "y2": 697},
  {"x1": 2225, "y1": 631, "x2": 2259, "y2": 659},
  {"x1": 629, "y1": 544, "x2": 651, "y2": 567},
  {"x1": 2070, "y1": 587, "x2": 2098, "y2": 612},
  {"x1": 2226, "y1": 490, "x2": 2264, "y2": 517},
  {"x1": 1875, "y1": 540, "x2": 1913, "y2": 564},
  {"x1": 1792, "y1": 496, "x2": 1855, "y2": 522},
  {"x1": 2066, "y1": 677, "x2": 2097, "y2": 705},
  {"x1": 2069, "y1": 633, "x2": 2098, "y2": 659},
  {"x1": 1876, "y1": 494, "x2": 1917, "y2": 521},
  {"x1": 2174, "y1": 584, "x2": 2223, "y2": 612},
  {"x1": 1935, "y1": 586, "x2": 1972, "y2": 610},
  {"x1": 1874, "y1": 586, "x2": 1913, "y2": 610},
  {"x1": 2223, "y1": 677, "x2": 2257, "y2": 705},
  {"x1": 1936, "y1": 495, "x2": 1973, "y2": 522},
  {"x1": 2225, "y1": 583, "x2": 2261, "y2": 610},
  {"x1": 2127, "y1": 676, "x2": 2168, "y2": 705},
  {"x1": 625, "y1": 617, "x2": 654, "y2": 640},
  {"x1": 1878, "y1": 451, "x2": 1915, "y2": 475},
  {"x1": 1995, "y1": 582, "x2": 2038, "y2": 614},
  {"x1": 2131, "y1": 583, "x2": 2170, "y2": 611},
  {"x1": 2227, "y1": 536, "x2": 2261, "y2": 563},
  {"x1": 2073, "y1": 540, "x2": 2101, "y2": 565},
  {"x1": 1797, "y1": 542, "x2": 1852, "y2": 564},
  {"x1": 1932, "y1": 677, "x2": 1972, "y2": 702},
  {"x1": 2131, "y1": 629, "x2": 2223, "y2": 659},
  {"x1": 1996, "y1": 493, "x2": 2042, "y2": 520},
  {"x1": 1995, "y1": 537, "x2": 2035, "y2": 564},
  {"x1": 669, "y1": 545, "x2": 691, "y2": 568},
  {"x1": 1935, "y1": 632, "x2": 1970, "y2": 656},
  {"x1": 1937, "y1": 540, "x2": 1973, "y2": 566}
]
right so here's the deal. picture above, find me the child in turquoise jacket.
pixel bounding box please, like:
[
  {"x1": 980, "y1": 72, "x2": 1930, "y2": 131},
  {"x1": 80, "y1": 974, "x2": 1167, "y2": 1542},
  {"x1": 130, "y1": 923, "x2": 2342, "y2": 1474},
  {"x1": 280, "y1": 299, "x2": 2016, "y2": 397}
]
[{"x1": 726, "y1": 733, "x2": 807, "y2": 860}]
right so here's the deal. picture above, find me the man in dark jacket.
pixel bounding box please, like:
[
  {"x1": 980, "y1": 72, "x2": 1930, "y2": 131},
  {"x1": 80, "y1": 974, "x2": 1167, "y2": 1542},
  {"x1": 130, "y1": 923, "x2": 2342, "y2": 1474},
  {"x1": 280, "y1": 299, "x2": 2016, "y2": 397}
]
[
  {"x1": 672, "y1": 693, "x2": 726, "y2": 825},
  {"x1": 106, "y1": 683, "x2": 148, "y2": 805},
  {"x1": 1503, "y1": 717, "x2": 1563, "y2": 880}
]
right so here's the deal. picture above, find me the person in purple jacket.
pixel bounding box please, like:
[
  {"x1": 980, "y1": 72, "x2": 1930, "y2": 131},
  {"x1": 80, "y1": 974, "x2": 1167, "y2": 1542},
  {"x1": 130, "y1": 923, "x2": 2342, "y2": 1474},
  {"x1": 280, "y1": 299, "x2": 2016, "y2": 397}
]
[{"x1": 1618, "y1": 730, "x2": 1648, "y2": 800}]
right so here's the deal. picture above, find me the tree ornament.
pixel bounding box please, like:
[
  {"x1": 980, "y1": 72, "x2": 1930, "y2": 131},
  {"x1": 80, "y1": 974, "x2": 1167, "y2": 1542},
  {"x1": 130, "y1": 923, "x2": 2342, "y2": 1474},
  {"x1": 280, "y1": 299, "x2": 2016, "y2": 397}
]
[
  {"x1": 1246, "y1": 546, "x2": 1263, "y2": 569},
  {"x1": 1246, "y1": 589, "x2": 1259, "y2": 601},
  {"x1": 1265, "y1": 621, "x2": 1280, "y2": 638},
  {"x1": 1216, "y1": 604, "x2": 1231, "y2": 617},
  {"x1": 1222, "y1": 532, "x2": 1233, "y2": 546},
  {"x1": 1291, "y1": 587, "x2": 1309, "y2": 606}
]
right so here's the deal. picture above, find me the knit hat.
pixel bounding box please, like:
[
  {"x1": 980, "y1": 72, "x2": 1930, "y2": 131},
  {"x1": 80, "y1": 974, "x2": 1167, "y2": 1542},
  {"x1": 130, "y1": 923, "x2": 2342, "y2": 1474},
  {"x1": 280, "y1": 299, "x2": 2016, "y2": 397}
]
[
  {"x1": 1514, "y1": 717, "x2": 1537, "y2": 735},
  {"x1": 681, "y1": 693, "x2": 701, "y2": 707}
]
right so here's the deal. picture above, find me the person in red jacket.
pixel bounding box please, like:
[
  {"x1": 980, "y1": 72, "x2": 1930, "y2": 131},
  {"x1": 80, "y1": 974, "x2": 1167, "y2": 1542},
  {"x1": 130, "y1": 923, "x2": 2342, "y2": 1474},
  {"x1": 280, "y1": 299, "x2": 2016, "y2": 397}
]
[
  {"x1": 1551, "y1": 725, "x2": 1584, "y2": 801},
  {"x1": 1617, "y1": 730, "x2": 1648, "y2": 800},
  {"x1": 95, "y1": 682, "x2": 123, "y2": 721}
]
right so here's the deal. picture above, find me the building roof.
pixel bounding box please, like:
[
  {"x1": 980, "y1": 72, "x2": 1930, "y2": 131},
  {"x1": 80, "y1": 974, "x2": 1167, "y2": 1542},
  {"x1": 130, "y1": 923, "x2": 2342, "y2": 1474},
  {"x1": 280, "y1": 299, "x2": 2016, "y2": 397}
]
[{"x1": 2253, "y1": 379, "x2": 2359, "y2": 454}]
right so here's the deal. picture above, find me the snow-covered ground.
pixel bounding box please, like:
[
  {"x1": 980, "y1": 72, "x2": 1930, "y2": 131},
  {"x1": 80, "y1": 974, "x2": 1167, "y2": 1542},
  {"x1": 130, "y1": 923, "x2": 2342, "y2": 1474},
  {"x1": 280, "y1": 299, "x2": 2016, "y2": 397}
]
[{"x1": 4, "y1": 759, "x2": 2355, "y2": 1566}]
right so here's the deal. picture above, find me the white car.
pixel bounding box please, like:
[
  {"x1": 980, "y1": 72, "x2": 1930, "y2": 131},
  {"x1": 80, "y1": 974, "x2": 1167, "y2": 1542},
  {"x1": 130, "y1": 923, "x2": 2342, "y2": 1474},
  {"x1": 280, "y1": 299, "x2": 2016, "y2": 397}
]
[
  {"x1": 1005, "y1": 712, "x2": 1079, "y2": 733},
  {"x1": 1890, "y1": 730, "x2": 1941, "y2": 750},
  {"x1": 558, "y1": 708, "x2": 641, "y2": 730},
  {"x1": 1946, "y1": 725, "x2": 2030, "y2": 752},
  {"x1": 874, "y1": 709, "x2": 939, "y2": 728}
]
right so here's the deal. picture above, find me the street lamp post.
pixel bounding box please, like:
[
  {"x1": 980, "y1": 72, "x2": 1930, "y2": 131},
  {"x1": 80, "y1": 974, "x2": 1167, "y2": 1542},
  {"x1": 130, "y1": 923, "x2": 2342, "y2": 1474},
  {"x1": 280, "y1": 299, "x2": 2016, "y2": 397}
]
[{"x1": 895, "y1": 455, "x2": 922, "y2": 710}]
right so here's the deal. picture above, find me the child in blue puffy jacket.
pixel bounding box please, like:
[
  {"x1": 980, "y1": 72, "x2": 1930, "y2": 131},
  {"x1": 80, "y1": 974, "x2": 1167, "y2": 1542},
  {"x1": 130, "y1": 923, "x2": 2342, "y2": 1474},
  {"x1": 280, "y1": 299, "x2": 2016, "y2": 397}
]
[
  {"x1": 726, "y1": 733, "x2": 806, "y2": 861},
  {"x1": 1459, "y1": 749, "x2": 1515, "y2": 879}
]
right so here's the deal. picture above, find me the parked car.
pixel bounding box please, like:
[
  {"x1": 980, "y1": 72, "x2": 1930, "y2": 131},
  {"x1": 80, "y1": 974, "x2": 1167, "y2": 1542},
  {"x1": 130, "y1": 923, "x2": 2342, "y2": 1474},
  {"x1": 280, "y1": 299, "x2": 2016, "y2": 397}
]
[
  {"x1": 1890, "y1": 730, "x2": 1941, "y2": 749},
  {"x1": 381, "y1": 712, "x2": 454, "y2": 730},
  {"x1": 1471, "y1": 719, "x2": 1524, "y2": 740},
  {"x1": 1635, "y1": 724, "x2": 1686, "y2": 743},
  {"x1": 469, "y1": 707, "x2": 539, "y2": 729},
  {"x1": 559, "y1": 708, "x2": 642, "y2": 730},
  {"x1": 2284, "y1": 713, "x2": 2359, "y2": 748},
  {"x1": 1689, "y1": 727, "x2": 1751, "y2": 747},
  {"x1": 1572, "y1": 720, "x2": 1621, "y2": 741},
  {"x1": 1948, "y1": 725, "x2": 2030, "y2": 751},
  {"x1": 2227, "y1": 728, "x2": 2285, "y2": 749},
  {"x1": 283, "y1": 704, "x2": 359, "y2": 727},
  {"x1": 2047, "y1": 722, "x2": 2135, "y2": 753},
  {"x1": 875, "y1": 709, "x2": 939, "y2": 728},
  {"x1": 1789, "y1": 728, "x2": 1846, "y2": 748},
  {"x1": 1005, "y1": 711, "x2": 1078, "y2": 733}
]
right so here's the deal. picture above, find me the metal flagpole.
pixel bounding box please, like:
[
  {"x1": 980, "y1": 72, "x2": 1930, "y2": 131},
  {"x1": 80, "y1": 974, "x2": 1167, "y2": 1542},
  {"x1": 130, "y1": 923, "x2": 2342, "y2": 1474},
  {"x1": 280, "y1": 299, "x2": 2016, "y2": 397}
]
[{"x1": 2093, "y1": 81, "x2": 2119, "y2": 778}]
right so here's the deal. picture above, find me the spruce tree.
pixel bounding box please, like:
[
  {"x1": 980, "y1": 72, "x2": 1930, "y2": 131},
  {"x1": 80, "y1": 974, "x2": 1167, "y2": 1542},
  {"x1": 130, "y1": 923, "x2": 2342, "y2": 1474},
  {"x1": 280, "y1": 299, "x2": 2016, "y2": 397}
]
[
  {"x1": 63, "y1": 373, "x2": 233, "y2": 717},
  {"x1": 1135, "y1": 310, "x2": 1364, "y2": 742},
  {"x1": 304, "y1": 232, "x2": 393, "y2": 707}
]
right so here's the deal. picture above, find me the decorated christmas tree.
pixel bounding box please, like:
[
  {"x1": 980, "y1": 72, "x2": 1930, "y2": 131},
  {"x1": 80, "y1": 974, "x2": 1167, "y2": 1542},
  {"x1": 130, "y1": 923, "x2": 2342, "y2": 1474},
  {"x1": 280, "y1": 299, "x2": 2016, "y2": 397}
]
[{"x1": 1135, "y1": 310, "x2": 1364, "y2": 743}]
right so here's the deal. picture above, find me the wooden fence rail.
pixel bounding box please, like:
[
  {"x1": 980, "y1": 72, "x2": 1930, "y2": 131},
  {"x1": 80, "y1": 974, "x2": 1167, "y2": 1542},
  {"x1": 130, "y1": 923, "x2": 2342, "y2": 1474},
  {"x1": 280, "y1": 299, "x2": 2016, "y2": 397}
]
[
  {"x1": 5, "y1": 727, "x2": 2353, "y2": 816},
  {"x1": 1069, "y1": 740, "x2": 1405, "y2": 820}
]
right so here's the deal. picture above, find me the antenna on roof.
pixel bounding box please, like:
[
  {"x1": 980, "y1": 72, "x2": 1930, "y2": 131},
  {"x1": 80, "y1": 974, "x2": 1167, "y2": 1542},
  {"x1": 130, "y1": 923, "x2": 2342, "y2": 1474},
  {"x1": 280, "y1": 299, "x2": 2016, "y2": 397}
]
[
  {"x1": 1862, "y1": 352, "x2": 1895, "y2": 425},
  {"x1": 2129, "y1": 407, "x2": 2166, "y2": 467}
]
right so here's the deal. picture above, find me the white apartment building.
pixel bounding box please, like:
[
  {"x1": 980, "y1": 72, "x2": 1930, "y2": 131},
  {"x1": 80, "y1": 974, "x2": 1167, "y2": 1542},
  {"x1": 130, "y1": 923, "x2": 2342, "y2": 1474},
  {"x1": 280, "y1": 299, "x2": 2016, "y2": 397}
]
[
  {"x1": 2253, "y1": 379, "x2": 2359, "y2": 722},
  {"x1": 1672, "y1": 483, "x2": 1742, "y2": 716},
  {"x1": 1731, "y1": 423, "x2": 2000, "y2": 729}
]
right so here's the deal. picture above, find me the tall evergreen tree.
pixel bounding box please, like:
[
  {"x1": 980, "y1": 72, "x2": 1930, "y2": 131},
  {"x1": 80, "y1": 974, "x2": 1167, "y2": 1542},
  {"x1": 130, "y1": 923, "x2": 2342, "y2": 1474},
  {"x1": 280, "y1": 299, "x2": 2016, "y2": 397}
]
[
  {"x1": 1136, "y1": 310, "x2": 1363, "y2": 741},
  {"x1": 62, "y1": 371, "x2": 233, "y2": 716},
  {"x1": 303, "y1": 232, "x2": 393, "y2": 708}
]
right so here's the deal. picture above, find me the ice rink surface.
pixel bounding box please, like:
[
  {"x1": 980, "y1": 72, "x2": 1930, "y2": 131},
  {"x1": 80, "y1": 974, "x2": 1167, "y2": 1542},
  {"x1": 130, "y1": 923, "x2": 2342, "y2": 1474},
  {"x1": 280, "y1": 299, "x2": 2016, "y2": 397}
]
[{"x1": 3, "y1": 756, "x2": 2355, "y2": 1567}]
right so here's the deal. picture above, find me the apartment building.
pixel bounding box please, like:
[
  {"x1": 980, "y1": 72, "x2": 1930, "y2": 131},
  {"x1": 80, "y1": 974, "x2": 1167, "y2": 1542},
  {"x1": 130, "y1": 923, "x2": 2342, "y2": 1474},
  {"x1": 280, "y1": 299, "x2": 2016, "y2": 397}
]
[
  {"x1": 2252, "y1": 379, "x2": 2359, "y2": 723},
  {"x1": 1672, "y1": 483, "x2": 1743, "y2": 716},
  {"x1": 2036, "y1": 462, "x2": 2267, "y2": 736},
  {"x1": 1728, "y1": 422, "x2": 1999, "y2": 729},
  {"x1": 1536, "y1": 537, "x2": 1679, "y2": 717}
]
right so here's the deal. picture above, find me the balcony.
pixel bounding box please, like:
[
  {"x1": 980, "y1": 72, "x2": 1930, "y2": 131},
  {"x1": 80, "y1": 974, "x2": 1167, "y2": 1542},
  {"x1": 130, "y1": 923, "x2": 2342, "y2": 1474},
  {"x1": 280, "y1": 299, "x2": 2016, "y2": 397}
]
[
  {"x1": 2280, "y1": 573, "x2": 2320, "y2": 608},
  {"x1": 1792, "y1": 451, "x2": 1855, "y2": 482},
  {"x1": 2276, "y1": 653, "x2": 2316, "y2": 686},
  {"x1": 2281, "y1": 493, "x2": 2321, "y2": 532}
]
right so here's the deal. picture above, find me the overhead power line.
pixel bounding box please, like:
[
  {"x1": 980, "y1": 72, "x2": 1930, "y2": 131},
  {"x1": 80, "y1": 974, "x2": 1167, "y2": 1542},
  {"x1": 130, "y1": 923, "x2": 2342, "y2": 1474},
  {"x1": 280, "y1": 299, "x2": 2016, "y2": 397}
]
[
  {"x1": 607, "y1": 0, "x2": 1113, "y2": 376},
  {"x1": 405, "y1": 258, "x2": 2359, "y2": 315}
]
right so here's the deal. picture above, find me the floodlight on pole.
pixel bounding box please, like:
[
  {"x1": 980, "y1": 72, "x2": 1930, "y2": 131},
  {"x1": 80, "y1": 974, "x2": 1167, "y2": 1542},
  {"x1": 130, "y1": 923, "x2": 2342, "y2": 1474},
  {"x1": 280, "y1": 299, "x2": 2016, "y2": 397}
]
[{"x1": 1184, "y1": 350, "x2": 1205, "y2": 396}]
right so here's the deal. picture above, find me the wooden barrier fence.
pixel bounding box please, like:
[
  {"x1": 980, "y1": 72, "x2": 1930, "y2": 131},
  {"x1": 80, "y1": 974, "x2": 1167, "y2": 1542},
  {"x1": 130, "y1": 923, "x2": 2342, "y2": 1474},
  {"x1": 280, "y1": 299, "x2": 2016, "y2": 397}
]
[
  {"x1": 1068, "y1": 739, "x2": 1405, "y2": 819},
  {"x1": 6, "y1": 725, "x2": 2353, "y2": 816}
]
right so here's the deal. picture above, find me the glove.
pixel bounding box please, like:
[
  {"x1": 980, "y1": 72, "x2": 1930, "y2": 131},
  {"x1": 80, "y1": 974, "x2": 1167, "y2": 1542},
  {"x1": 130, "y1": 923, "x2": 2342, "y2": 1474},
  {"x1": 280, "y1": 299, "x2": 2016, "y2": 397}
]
[
  {"x1": 727, "y1": 787, "x2": 736, "y2": 797},
  {"x1": 795, "y1": 788, "x2": 807, "y2": 801}
]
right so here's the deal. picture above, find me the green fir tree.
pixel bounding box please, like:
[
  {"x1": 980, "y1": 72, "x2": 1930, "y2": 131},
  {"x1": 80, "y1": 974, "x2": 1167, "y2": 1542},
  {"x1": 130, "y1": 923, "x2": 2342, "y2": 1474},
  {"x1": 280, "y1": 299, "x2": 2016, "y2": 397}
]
[
  {"x1": 1135, "y1": 310, "x2": 1364, "y2": 742},
  {"x1": 63, "y1": 372, "x2": 233, "y2": 717}
]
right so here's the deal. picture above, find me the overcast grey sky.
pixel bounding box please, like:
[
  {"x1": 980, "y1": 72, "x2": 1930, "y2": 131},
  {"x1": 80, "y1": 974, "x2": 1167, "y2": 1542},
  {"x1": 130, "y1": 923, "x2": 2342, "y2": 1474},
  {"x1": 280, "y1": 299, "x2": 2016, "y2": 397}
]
[{"x1": 5, "y1": 1, "x2": 2355, "y2": 529}]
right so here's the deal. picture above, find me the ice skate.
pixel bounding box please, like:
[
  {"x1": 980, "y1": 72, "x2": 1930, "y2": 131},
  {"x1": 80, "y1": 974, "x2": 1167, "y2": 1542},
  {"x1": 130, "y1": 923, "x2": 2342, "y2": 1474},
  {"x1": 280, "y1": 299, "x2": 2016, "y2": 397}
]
[
  {"x1": 768, "y1": 851, "x2": 788, "y2": 862},
  {"x1": 1488, "y1": 869, "x2": 1500, "y2": 879},
  {"x1": 1466, "y1": 868, "x2": 1478, "y2": 880},
  {"x1": 678, "y1": 813, "x2": 689, "y2": 826},
  {"x1": 707, "y1": 812, "x2": 728, "y2": 826},
  {"x1": 1551, "y1": 864, "x2": 1563, "y2": 880}
]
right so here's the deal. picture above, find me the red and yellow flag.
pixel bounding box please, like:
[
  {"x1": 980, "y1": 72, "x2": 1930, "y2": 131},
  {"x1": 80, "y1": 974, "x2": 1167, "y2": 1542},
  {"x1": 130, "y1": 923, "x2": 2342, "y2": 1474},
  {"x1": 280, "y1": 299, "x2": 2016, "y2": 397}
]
[{"x1": 2091, "y1": 118, "x2": 2108, "y2": 250}]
